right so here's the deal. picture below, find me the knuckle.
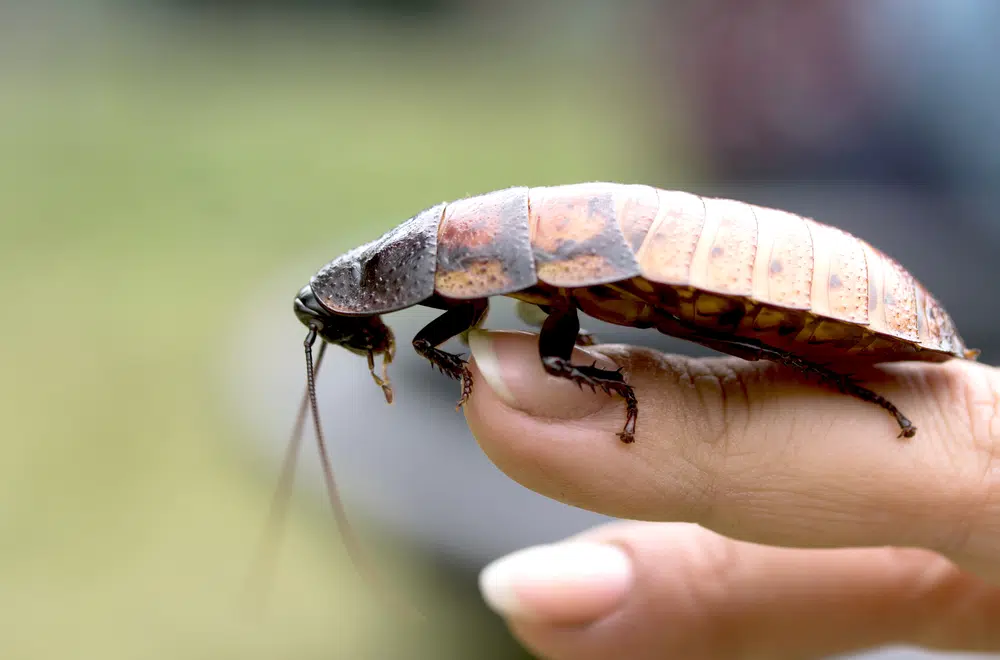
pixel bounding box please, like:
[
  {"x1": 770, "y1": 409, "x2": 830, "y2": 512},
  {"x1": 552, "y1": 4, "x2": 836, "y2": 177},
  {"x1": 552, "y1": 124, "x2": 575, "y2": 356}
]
[
  {"x1": 676, "y1": 357, "x2": 756, "y2": 448},
  {"x1": 658, "y1": 527, "x2": 749, "y2": 658},
  {"x1": 953, "y1": 364, "x2": 1000, "y2": 487},
  {"x1": 961, "y1": 365, "x2": 1000, "y2": 556},
  {"x1": 924, "y1": 362, "x2": 1000, "y2": 557}
]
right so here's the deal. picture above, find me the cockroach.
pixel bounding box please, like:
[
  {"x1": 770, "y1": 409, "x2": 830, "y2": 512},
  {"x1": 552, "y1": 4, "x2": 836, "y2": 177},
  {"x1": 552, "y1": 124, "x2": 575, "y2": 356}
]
[{"x1": 265, "y1": 183, "x2": 978, "y2": 599}]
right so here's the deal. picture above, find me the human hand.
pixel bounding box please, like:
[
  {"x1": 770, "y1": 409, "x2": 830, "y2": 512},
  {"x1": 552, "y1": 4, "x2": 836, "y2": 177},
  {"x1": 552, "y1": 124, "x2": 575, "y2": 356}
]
[{"x1": 463, "y1": 330, "x2": 1000, "y2": 660}]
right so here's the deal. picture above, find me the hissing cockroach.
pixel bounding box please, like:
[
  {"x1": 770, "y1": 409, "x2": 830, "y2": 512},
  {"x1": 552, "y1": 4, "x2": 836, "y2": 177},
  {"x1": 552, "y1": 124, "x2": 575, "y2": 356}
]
[
  {"x1": 295, "y1": 182, "x2": 977, "y2": 441},
  {"x1": 271, "y1": 183, "x2": 978, "y2": 593}
]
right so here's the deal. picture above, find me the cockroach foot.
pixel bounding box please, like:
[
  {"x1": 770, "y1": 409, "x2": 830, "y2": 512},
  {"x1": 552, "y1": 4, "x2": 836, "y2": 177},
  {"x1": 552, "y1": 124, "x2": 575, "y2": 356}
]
[{"x1": 541, "y1": 356, "x2": 637, "y2": 443}]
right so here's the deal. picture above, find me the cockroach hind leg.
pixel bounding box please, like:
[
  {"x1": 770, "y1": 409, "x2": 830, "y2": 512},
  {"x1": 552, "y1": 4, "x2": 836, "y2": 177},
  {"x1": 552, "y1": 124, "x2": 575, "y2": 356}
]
[{"x1": 686, "y1": 330, "x2": 921, "y2": 440}]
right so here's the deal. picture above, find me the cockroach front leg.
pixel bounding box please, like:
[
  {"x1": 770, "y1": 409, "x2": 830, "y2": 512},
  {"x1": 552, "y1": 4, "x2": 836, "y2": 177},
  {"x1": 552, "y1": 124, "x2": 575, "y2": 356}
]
[
  {"x1": 367, "y1": 350, "x2": 394, "y2": 404},
  {"x1": 538, "y1": 304, "x2": 638, "y2": 443},
  {"x1": 413, "y1": 299, "x2": 489, "y2": 409}
]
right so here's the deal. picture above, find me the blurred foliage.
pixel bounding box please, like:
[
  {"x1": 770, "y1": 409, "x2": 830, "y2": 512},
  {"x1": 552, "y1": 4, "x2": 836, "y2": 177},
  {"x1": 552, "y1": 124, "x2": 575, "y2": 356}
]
[{"x1": 0, "y1": 14, "x2": 675, "y2": 660}]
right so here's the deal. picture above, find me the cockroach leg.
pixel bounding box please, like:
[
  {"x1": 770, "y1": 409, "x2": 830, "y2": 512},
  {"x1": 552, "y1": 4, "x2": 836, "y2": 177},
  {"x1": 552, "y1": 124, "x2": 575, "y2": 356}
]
[
  {"x1": 538, "y1": 304, "x2": 637, "y2": 443},
  {"x1": 778, "y1": 352, "x2": 916, "y2": 438},
  {"x1": 670, "y1": 317, "x2": 917, "y2": 438},
  {"x1": 516, "y1": 300, "x2": 600, "y2": 346},
  {"x1": 413, "y1": 299, "x2": 489, "y2": 409},
  {"x1": 457, "y1": 303, "x2": 490, "y2": 346},
  {"x1": 367, "y1": 350, "x2": 394, "y2": 404}
]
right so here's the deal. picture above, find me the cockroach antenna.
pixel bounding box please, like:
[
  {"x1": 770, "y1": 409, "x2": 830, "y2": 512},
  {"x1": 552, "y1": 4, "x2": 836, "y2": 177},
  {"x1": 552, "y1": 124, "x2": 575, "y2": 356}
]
[
  {"x1": 245, "y1": 326, "x2": 423, "y2": 621},
  {"x1": 243, "y1": 334, "x2": 327, "y2": 615}
]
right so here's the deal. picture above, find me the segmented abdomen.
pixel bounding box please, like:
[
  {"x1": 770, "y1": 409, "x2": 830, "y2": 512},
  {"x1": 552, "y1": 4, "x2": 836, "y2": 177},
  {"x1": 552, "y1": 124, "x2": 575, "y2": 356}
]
[{"x1": 432, "y1": 183, "x2": 968, "y2": 360}]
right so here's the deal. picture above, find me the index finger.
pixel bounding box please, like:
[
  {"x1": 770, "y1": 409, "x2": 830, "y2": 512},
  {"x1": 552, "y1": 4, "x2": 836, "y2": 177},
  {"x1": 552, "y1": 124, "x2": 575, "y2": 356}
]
[{"x1": 463, "y1": 330, "x2": 1000, "y2": 583}]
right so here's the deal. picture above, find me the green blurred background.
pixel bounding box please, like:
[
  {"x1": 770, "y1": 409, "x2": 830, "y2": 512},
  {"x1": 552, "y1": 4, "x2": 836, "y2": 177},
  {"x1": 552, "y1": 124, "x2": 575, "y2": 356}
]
[
  {"x1": 0, "y1": 3, "x2": 683, "y2": 659},
  {"x1": 4, "y1": 2, "x2": 998, "y2": 659}
]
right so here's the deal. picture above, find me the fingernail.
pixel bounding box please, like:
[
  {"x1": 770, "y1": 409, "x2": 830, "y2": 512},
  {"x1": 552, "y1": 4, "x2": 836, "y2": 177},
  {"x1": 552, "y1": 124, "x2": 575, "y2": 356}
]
[
  {"x1": 478, "y1": 542, "x2": 634, "y2": 625},
  {"x1": 467, "y1": 329, "x2": 519, "y2": 405},
  {"x1": 467, "y1": 329, "x2": 618, "y2": 420}
]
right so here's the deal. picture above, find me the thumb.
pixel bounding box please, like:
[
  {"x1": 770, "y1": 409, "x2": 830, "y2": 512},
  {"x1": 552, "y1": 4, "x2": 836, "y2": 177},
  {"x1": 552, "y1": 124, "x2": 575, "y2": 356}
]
[
  {"x1": 462, "y1": 327, "x2": 746, "y2": 524},
  {"x1": 461, "y1": 329, "x2": 1000, "y2": 584}
]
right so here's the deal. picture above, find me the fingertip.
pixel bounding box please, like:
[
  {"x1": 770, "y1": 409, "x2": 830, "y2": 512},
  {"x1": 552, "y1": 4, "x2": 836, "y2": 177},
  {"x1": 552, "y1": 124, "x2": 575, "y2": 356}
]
[
  {"x1": 463, "y1": 330, "x2": 664, "y2": 516},
  {"x1": 479, "y1": 542, "x2": 634, "y2": 626}
]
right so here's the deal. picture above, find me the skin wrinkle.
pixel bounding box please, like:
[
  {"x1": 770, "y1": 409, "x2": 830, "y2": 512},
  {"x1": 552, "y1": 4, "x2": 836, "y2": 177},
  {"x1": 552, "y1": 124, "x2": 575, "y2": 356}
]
[
  {"x1": 705, "y1": 360, "x2": 754, "y2": 449},
  {"x1": 468, "y1": 331, "x2": 1000, "y2": 657},
  {"x1": 733, "y1": 452, "x2": 980, "y2": 555},
  {"x1": 657, "y1": 355, "x2": 728, "y2": 521},
  {"x1": 903, "y1": 551, "x2": 1000, "y2": 649},
  {"x1": 588, "y1": 526, "x2": 749, "y2": 660},
  {"x1": 668, "y1": 530, "x2": 751, "y2": 660},
  {"x1": 851, "y1": 547, "x2": 991, "y2": 651},
  {"x1": 895, "y1": 363, "x2": 997, "y2": 561},
  {"x1": 667, "y1": 356, "x2": 995, "y2": 560},
  {"x1": 472, "y1": 331, "x2": 1000, "y2": 578},
  {"x1": 693, "y1": 360, "x2": 846, "y2": 539},
  {"x1": 618, "y1": 351, "x2": 923, "y2": 539},
  {"x1": 963, "y1": 363, "x2": 1000, "y2": 474},
  {"x1": 692, "y1": 368, "x2": 731, "y2": 444},
  {"x1": 565, "y1": 348, "x2": 702, "y2": 510},
  {"x1": 975, "y1": 373, "x2": 1000, "y2": 559},
  {"x1": 924, "y1": 368, "x2": 975, "y2": 468},
  {"x1": 600, "y1": 347, "x2": 722, "y2": 520},
  {"x1": 721, "y1": 483, "x2": 856, "y2": 547},
  {"x1": 694, "y1": 360, "x2": 756, "y2": 534},
  {"x1": 863, "y1": 367, "x2": 989, "y2": 562},
  {"x1": 948, "y1": 363, "x2": 1000, "y2": 565}
]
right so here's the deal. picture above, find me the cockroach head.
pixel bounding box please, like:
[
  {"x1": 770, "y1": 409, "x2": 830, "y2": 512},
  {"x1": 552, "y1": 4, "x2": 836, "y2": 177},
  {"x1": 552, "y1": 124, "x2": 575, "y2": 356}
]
[{"x1": 294, "y1": 285, "x2": 394, "y2": 356}]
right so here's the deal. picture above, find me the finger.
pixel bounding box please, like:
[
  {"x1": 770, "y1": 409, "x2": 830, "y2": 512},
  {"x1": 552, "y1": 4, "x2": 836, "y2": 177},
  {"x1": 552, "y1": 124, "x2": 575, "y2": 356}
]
[
  {"x1": 478, "y1": 521, "x2": 1000, "y2": 660},
  {"x1": 463, "y1": 330, "x2": 1000, "y2": 582},
  {"x1": 481, "y1": 523, "x2": 1000, "y2": 660}
]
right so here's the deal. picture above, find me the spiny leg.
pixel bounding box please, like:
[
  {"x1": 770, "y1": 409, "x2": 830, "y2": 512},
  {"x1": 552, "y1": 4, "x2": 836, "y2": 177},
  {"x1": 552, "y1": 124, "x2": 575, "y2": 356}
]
[
  {"x1": 516, "y1": 300, "x2": 599, "y2": 347},
  {"x1": 776, "y1": 351, "x2": 915, "y2": 438},
  {"x1": 538, "y1": 303, "x2": 638, "y2": 443},
  {"x1": 679, "y1": 327, "x2": 916, "y2": 438},
  {"x1": 366, "y1": 350, "x2": 394, "y2": 404},
  {"x1": 413, "y1": 299, "x2": 488, "y2": 409}
]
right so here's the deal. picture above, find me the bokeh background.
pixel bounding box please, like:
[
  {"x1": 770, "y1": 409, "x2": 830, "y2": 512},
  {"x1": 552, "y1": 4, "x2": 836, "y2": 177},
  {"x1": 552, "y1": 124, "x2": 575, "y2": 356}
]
[{"x1": 3, "y1": 1, "x2": 1000, "y2": 659}]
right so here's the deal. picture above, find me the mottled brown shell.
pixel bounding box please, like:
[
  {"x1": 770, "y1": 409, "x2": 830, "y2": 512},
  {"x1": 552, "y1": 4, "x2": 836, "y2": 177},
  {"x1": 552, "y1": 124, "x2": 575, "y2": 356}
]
[
  {"x1": 315, "y1": 182, "x2": 973, "y2": 364},
  {"x1": 430, "y1": 182, "x2": 973, "y2": 364}
]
